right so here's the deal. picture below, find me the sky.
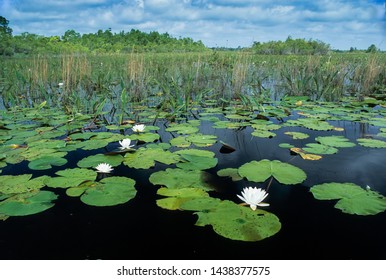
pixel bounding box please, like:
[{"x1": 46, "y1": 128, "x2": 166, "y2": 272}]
[{"x1": 1, "y1": 0, "x2": 385, "y2": 50}]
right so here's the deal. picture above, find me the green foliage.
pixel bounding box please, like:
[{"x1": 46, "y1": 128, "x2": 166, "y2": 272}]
[{"x1": 252, "y1": 36, "x2": 330, "y2": 55}]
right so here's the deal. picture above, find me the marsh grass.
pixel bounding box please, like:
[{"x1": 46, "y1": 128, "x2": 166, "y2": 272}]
[{"x1": 1, "y1": 51, "x2": 385, "y2": 115}]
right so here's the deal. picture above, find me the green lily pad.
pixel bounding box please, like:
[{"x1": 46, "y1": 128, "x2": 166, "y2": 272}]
[
  {"x1": 80, "y1": 177, "x2": 136, "y2": 207},
  {"x1": 182, "y1": 199, "x2": 281, "y2": 241},
  {"x1": 77, "y1": 154, "x2": 123, "y2": 168},
  {"x1": 357, "y1": 138, "x2": 386, "y2": 148},
  {"x1": 149, "y1": 168, "x2": 213, "y2": 191},
  {"x1": 302, "y1": 143, "x2": 338, "y2": 154},
  {"x1": 28, "y1": 156, "x2": 68, "y2": 170},
  {"x1": 315, "y1": 135, "x2": 356, "y2": 148},
  {"x1": 123, "y1": 147, "x2": 180, "y2": 169},
  {"x1": 176, "y1": 153, "x2": 218, "y2": 170},
  {"x1": 156, "y1": 187, "x2": 209, "y2": 210},
  {"x1": 217, "y1": 168, "x2": 243, "y2": 181},
  {"x1": 129, "y1": 132, "x2": 160, "y2": 143},
  {"x1": 238, "y1": 159, "x2": 307, "y2": 185},
  {"x1": 170, "y1": 136, "x2": 191, "y2": 148},
  {"x1": 45, "y1": 168, "x2": 97, "y2": 188},
  {"x1": 251, "y1": 130, "x2": 276, "y2": 138},
  {"x1": 310, "y1": 182, "x2": 386, "y2": 215},
  {"x1": 278, "y1": 143, "x2": 295, "y2": 149},
  {"x1": 165, "y1": 123, "x2": 200, "y2": 134},
  {"x1": 0, "y1": 174, "x2": 48, "y2": 195},
  {"x1": 0, "y1": 190, "x2": 57, "y2": 216},
  {"x1": 185, "y1": 134, "x2": 217, "y2": 147},
  {"x1": 284, "y1": 131, "x2": 309, "y2": 139}
]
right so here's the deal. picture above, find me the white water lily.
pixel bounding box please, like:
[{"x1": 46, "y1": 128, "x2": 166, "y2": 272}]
[
  {"x1": 95, "y1": 163, "x2": 113, "y2": 173},
  {"x1": 366, "y1": 185, "x2": 371, "y2": 191},
  {"x1": 132, "y1": 124, "x2": 146, "y2": 133},
  {"x1": 237, "y1": 187, "x2": 269, "y2": 210},
  {"x1": 58, "y1": 82, "x2": 64, "y2": 88},
  {"x1": 119, "y1": 138, "x2": 134, "y2": 150}
]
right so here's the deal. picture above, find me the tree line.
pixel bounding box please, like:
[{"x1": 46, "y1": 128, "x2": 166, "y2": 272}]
[
  {"x1": 0, "y1": 16, "x2": 381, "y2": 56},
  {"x1": 0, "y1": 16, "x2": 207, "y2": 55}
]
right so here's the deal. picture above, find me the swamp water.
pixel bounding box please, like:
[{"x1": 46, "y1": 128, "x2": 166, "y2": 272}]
[{"x1": 1, "y1": 99, "x2": 386, "y2": 260}]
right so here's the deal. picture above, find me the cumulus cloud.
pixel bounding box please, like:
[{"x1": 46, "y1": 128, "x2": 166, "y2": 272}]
[{"x1": 0, "y1": 0, "x2": 384, "y2": 50}]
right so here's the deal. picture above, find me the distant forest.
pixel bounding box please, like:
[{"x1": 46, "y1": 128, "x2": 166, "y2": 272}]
[{"x1": 0, "y1": 16, "x2": 381, "y2": 56}]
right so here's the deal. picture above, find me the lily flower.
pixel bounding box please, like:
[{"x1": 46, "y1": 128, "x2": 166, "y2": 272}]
[
  {"x1": 95, "y1": 163, "x2": 113, "y2": 173},
  {"x1": 366, "y1": 185, "x2": 371, "y2": 191},
  {"x1": 119, "y1": 138, "x2": 134, "y2": 150},
  {"x1": 132, "y1": 124, "x2": 146, "y2": 133},
  {"x1": 237, "y1": 187, "x2": 269, "y2": 210}
]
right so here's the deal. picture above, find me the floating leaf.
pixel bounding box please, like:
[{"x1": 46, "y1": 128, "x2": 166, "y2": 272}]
[
  {"x1": 123, "y1": 147, "x2": 180, "y2": 169},
  {"x1": 185, "y1": 134, "x2": 217, "y2": 147},
  {"x1": 28, "y1": 156, "x2": 67, "y2": 170},
  {"x1": 238, "y1": 159, "x2": 306, "y2": 185},
  {"x1": 290, "y1": 148, "x2": 322, "y2": 161},
  {"x1": 310, "y1": 182, "x2": 386, "y2": 215},
  {"x1": 149, "y1": 168, "x2": 213, "y2": 191},
  {"x1": 176, "y1": 153, "x2": 218, "y2": 170},
  {"x1": 284, "y1": 131, "x2": 309, "y2": 139},
  {"x1": 315, "y1": 135, "x2": 356, "y2": 148},
  {"x1": 80, "y1": 176, "x2": 136, "y2": 207},
  {"x1": 156, "y1": 187, "x2": 209, "y2": 210},
  {"x1": 129, "y1": 132, "x2": 160, "y2": 143},
  {"x1": 182, "y1": 199, "x2": 281, "y2": 241},
  {"x1": 77, "y1": 154, "x2": 123, "y2": 168},
  {"x1": 170, "y1": 136, "x2": 191, "y2": 148},
  {"x1": 217, "y1": 168, "x2": 243, "y2": 181},
  {"x1": 278, "y1": 143, "x2": 295, "y2": 149},
  {"x1": 357, "y1": 138, "x2": 386, "y2": 148},
  {"x1": 302, "y1": 143, "x2": 338, "y2": 154},
  {"x1": 0, "y1": 190, "x2": 57, "y2": 216},
  {"x1": 165, "y1": 123, "x2": 199, "y2": 134},
  {"x1": 45, "y1": 168, "x2": 96, "y2": 188},
  {"x1": 0, "y1": 174, "x2": 48, "y2": 195}
]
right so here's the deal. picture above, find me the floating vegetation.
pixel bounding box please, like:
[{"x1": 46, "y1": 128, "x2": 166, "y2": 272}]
[
  {"x1": 310, "y1": 183, "x2": 386, "y2": 216},
  {"x1": 1, "y1": 81, "x2": 386, "y2": 249},
  {"x1": 238, "y1": 160, "x2": 307, "y2": 185}
]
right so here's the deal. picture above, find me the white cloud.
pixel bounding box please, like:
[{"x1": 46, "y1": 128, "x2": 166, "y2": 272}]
[{"x1": 1, "y1": 0, "x2": 384, "y2": 50}]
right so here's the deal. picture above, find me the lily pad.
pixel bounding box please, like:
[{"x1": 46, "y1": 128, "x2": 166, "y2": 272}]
[
  {"x1": 123, "y1": 147, "x2": 180, "y2": 169},
  {"x1": 182, "y1": 199, "x2": 281, "y2": 241},
  {"x1": 129, "y1": 132, "x2": 160, "y2": 143},
  {"x1": 176, "y1": 153, "x2": 218, "y2": 170},
  {"x1": 156, "y1": 187, "x2": 209, "y2": 210},
  {"x1": 0, "y1": 174, "x2": 48, "y2": 195},
  {"x1": 45, "y1": 168, "x2": 97, "y2": 188},
  {"x1": 302, "y1": 143, "x2": 338, "y2": 154},
  {"x1": 315, "y1": 135, "x2": 356, "y2": 148},
  {"x1": 77, "y1": 154, "x2": 123, "y2": 168},
  {"x1": 217, "y1": 168, "x2": 243, "y2": 181},
  {"x1": 80, "y1": 176, "x2": 136, "y2": 207},
  {"x1": 0, "y1": 190, "x2": 57, "y2": 216},
  {"x1": 284, "y1": 131, "x2": 309, "y2": 139},
  {"x1": 28, "y1": 156, "x2": 68, "y2": 170},
  {"x1": 310, "y1": 182, "x2": 386, "y2": 215},
  {"x1": 149, "y1": 168, "x2": 213, "y2": 191},
  {"x1": 357, "y1": 138, "x2": 386, "y2": 148},
  {"x1": 238, "y1": 159, "x2": 307, "y2": 185}
]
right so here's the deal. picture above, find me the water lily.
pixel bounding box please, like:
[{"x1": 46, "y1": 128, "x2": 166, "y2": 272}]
[
  {"x1": 237, "y1": 187, "x2": 269, "y2": 210},
  {"x1": 119, "y1": 138, "x2": 134, "y2": 150},
  {"x1": 132, "y1": 124, "x2": 146, "y2": 133},
  {"x1": 58, "y1": 82, "x2": 64, "y2": 88},
  {"x1": 366, "y1": 185, "x2": 371, "y2": 191},
  {"x1": 95, "y1": 163, "x2": 113, "y2": 173}
]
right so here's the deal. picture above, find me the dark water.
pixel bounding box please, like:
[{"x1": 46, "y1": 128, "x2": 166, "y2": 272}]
[{"x1": 1, "y1": 119, "x2": 386, "y2": 260}]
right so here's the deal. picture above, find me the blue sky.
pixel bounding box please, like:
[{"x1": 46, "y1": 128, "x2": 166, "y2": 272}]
[{"x1": 1, "y1": 0, "x2": 385, "y2": 50}]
